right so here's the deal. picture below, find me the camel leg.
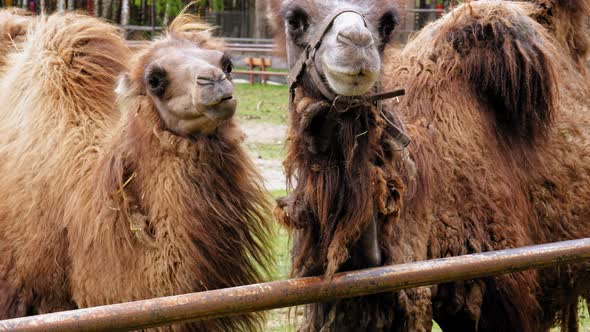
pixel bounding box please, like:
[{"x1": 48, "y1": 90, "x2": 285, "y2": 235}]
[
  {"x1": 0, "y1": 277, "x2": 30, "y2": 319},
  {"x1": 434, "y1": 272, "x2": 542, "y2": 332},
  {"x1": 394, "y1": 287, "x2": 434, "y2": 332}
]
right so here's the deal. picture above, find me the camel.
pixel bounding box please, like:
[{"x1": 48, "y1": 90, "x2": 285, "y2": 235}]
[
  {"x1": 0, "y1": 12, "x2": 272, "y2": 331},
  {"x1": 269, "y1": 0, "x2": 590, "y2": 331}
]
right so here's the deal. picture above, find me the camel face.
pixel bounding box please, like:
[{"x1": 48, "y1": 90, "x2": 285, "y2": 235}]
[
  {"x1": 142, "y1": 42, "x2": 236, "y2": 136},
  {"x1": 277, "y1": 0, "x2": 397, "y2": 96}
]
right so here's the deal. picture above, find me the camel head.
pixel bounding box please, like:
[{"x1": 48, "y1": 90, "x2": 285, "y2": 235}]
[
  {"x1": 269, "y1": 0, "x2": 398, "y2": 97},
  {"x1": 118, "y1": 15, "x2": 236, "y2": 136}
]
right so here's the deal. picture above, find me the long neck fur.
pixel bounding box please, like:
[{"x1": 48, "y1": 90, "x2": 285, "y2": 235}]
[
  {"x1": 282, "y1": 89, "x2": 410, "y2": 277},
  {"x1": 73, "y1": 96, "x2": 272, "y2": 331}
]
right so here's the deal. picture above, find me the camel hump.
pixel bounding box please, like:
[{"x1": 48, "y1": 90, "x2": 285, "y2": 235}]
[
  {"x1": 22, "y1": 13, "x2": 129, "y2": 110},
  {"x1": 529, "y1": 0, "x2": 590, "y2": 65},
  {"x1": 444, "y1": 1, "x2": 559, "y2": 143},
  {"x1": 0, "y1": 9, "x2": 33, "y2": 73}
]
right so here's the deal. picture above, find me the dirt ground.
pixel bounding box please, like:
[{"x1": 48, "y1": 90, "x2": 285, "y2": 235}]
[{"x1": 241, "y1": 122, "x2": 288, "y2": 191}]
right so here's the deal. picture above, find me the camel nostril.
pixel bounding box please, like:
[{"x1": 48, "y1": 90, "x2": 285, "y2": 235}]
[{"x1": 337, "y1": 29, "x2": 374, "y2": 48}]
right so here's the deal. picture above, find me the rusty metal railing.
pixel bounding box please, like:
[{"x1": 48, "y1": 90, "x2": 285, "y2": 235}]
[{"x1": 1, "y1": 238, "x2": 589, "y2": 332}]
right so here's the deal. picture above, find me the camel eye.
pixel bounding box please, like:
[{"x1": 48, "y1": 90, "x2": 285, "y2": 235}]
[
  {"x1": 225, "y1": 62, "x2": 233, "y2": 74},
  {"x1": 378, "y1": 11, "x2": 398, "y2": 44},
  {"x1": 145, "y1": 66, "x2": 168, "y2": 98},
  {"x1": 221, "y1": 56, "x2": 233, "y2": 76},
  {"x1": 286, "y1": 9, "x2": 308, "y2": 36}
]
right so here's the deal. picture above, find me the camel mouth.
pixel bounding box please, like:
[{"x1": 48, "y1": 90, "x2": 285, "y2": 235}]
[
  {"x1": 202, "y1": 97, "x2": 237, "y2": 121},
  {"x1": 170, "y1": 97, "x2": 237, "y2": 136},
  {"x1": 323, "y1": 64, "x2": 379, "y2": 97}
]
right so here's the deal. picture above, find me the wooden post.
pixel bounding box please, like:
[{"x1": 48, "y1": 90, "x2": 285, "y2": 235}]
[
  {"x1": 246, "y1": 57, "x2": 254, "y2": 85},
  {"x1": 261, "y1": 57, "x2": 268, "y2": 85}
]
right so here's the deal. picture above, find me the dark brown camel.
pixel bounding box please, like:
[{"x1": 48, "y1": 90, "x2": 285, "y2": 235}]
[{"x1": 270, "y1": 0, "x2": 590, "y2": 331}]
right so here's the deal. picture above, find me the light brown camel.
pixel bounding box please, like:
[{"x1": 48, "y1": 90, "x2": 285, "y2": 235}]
[
  {"x1": 270, "y1": 0, "x2": 590, "y2": 331},
  {"x1": 0, "y1": 12, "x2": 272, "y2": 331}
]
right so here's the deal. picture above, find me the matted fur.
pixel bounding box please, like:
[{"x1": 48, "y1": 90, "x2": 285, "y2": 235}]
[
  {"x1": 275, "y1": 90, "x2": 411, "y2": 331},
  {"x1": 528, "y1": 0, "x2": 590, "y2": 68},
  {"x1": 0, "y1": 12, "x2": 272, "y2": 331},
  {"x1": 385, "y1": 1, "x2": 590, "y2": 331},
  {"x1": 440, "y1": 3, "x2": 557, "y2": 143},
  {"x1": 272, "y1": 0, "x2": 590, "y2": 331}
]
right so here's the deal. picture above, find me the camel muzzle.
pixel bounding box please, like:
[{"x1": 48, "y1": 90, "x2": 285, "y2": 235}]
[{"x1": 287, "y1": 9, "x2": 411, "y2": 148}]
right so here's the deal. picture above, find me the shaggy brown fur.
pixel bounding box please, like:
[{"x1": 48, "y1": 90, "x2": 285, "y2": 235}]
[
  {"x1": 275, "y1": 91, "x2": 410, "y2": 330},
  {"x1": 527, "y1": 0, "x2": 590, "y2": 69},
  {"x1": 272, "y1": 0, "x2": 590, "y2": 331},
  {"x1": 383, "y1": 2, "x2": 590, "y2": 331},
  {"x1": 0, "y1": 13, "x2": 272, "y2": 331}
]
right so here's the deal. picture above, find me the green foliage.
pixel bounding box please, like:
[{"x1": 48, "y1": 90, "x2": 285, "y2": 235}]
[
  {"x1": 208, "y1": 0, "x2": 222, "y2": 11},
  {"x1": 157, "y1": 0, "x2": 184, "y2": 20}
]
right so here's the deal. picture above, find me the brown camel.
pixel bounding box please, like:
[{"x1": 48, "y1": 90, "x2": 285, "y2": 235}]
[
  {"x1": 270, "y1": 0, "x2": 590, "y2": 331},
  {"x1": 0, "y1": 12, "x2": 272, "y2": 331}
]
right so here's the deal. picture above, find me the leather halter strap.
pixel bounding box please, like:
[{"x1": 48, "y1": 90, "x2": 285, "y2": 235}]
[
  {"x1": 288, "y1": 9, "x2": 365, "y2": 101},
  {"x1": 287, "y1": 9, "x2": 411, "y2": 148}
]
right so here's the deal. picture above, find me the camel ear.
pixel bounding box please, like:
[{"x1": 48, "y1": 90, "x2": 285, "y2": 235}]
[
  {"x1": 115, "y1": 73, "x2": 131, "y2": 98},
  {"x1": 267, "y1": 0, "x2": 287, "y2": 58},
  {"x1": 115, "y1": 73, "x2": 142, "y2": 116},
  {"x1": 447, "y1": 4, "x2": 558, "y2": 143}
]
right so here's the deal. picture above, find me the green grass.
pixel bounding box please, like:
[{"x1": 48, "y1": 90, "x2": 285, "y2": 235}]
[
  {"x1": 580, "y1": 304, "x2": 590, "y2": 332},
  {"x1": 268, "y1": 189, "x2": 290, "y2": 281},
  {"x1": 247, "y1": 142, "x2": 287, "y2": 160},
  {"x1": 235, "y1": 83, "x2": 289, "y2": 124},
  {"x1": 579, "y1": 303, "x2": 590, "y2": 332},
  {"x1": 265, "y1": 189, "x2": 295, "y2": 331}
]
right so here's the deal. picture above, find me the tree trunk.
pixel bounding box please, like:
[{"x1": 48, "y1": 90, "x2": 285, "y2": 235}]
[
  {"x1": 101, "y1": 0, "x2": 111, "y2": 19},
  {"x1": 150, "y1": 0, "x2": 155, "y2": 31},
  {"x1": 67, "y1": 0, "x2": 74, "y2": 10},
  {"x1": 141, "y1": 0, "x2": 146, "y2": 25},
  {"x1": 162, "y1": 0, "x2": 170, "y2": 26},
  {"x1": 121, "y1": 0, "x2": 129, "y2": 25},
  {"x1": 40, "y1": 0, "x2": 45, "y2": 13},
  {"x1": 57, "y1": 0, "x2": 65, "y2": 11},
  {"x1": 93, "y1": 0, "x2": 99, "y2": 16},
  {"x1": 21, "y1": 0, "x2": 26, "y2": 10},
  {"x1": 254, "y1": 0, "x2": 267, "y2": 39},
  {"x1": 115, "y1": 0, "x2": 122, "y2": 24}
]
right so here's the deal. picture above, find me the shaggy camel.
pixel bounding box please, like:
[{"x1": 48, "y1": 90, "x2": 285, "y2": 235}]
[
  {"x1": 0, "y1": 12, "x2": 271, "y2": 331},
  {"x1": 270, "y1": 0, "x2": 590, "y2": 331}
]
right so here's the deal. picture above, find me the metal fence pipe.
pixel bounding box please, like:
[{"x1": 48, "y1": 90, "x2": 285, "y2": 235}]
[{"x1": 1, "y1": 238, "x2": 589, "y2": 332}]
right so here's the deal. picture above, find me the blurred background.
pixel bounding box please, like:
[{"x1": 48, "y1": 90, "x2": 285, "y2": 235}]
[
  {"x1": 0, "y1": 0, "x2": 458, "y2": 41},
  {"x1": 0, "y1": 0, "x2": 463, "y2": 84}
]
